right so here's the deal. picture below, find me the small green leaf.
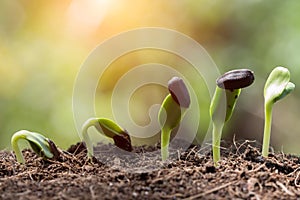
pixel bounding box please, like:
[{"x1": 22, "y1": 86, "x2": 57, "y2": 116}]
[
  {"x1": 210, "y1": 87, "x2": 224, "y2": 123},
  {"x1": 26, "y1": 132, "x2": 54, "y2": 159},
  {"x1": 264, "y1": 66, "x2": 294, "y2": 104},
  {"x1": 158, "y1": 94, "x2": 182, "y2": 131},
  {"x1": 224, "y1": 89, "x2": 241, "y2": 122},
  {"x1": 274, "y1": 82, "x2": 295, "y2": 102},
  {"x1": 210, "y1": 87, "x2": 241, "y2": 124},
  {"x1": 96, "y1": 118, "x2": 125, "y2": 139}
]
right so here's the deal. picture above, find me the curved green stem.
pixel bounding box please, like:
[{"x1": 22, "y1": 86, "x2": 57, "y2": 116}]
[
  {"x1": 11, "y1": 130, "x2": 54, "y2": 164},
  {"x1": 81, "y1": 118, "x2": 98, "y2": 158},
  {"x1": 262, "y1": 102, "x2": 273, "y2": 157},
  {"x1": 161, "y1": 127, "x2": 171, "y2": 161},
  {"x1": 212, "y1": 122, "x2": 224, "y2": 165},
  {"x1": 82, "y1": 117, "x2": 132, "y2": 157},
  {"x1": 11, "y1": 131, "x2": 27, "y2": 163}
]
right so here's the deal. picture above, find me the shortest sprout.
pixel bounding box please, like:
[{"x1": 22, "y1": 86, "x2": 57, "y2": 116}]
[
  {"x1": 11, "y1": 130, "x2": 60, "y2": 164},
  {"x1": 158, "y1": 77, "x2": 191, "y2": 161},
  {"x1": 262, "y1": 66, "x2": 295, "y2": 157},
  {"x1": 81, "y1": 118, "x2": 132, "y2": 158}
]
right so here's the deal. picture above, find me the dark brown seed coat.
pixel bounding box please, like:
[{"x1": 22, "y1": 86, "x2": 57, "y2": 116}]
[
  {"x1": 168, "y1": 77, "x2": 191, "y2": 108},
  {"x1": 217, "y1": 69, "x2": 254, "y2": 90}
]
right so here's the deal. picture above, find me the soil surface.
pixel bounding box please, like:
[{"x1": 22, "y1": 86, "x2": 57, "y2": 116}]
[{"x1": 1, "y1": 140, "x2": 300, "y2": 199}]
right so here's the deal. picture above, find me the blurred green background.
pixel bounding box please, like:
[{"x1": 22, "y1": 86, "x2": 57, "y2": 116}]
[{"x1": 1, "y1": 0, "x2": 300, "y2": 154}]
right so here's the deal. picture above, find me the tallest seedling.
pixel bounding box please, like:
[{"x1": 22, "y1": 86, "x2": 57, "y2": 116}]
[{"x1": 262, "y1": 66, "x2": 295, "y2": 157}]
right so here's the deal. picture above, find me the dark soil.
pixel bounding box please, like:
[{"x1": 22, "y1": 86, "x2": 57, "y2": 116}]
[{"x1": 1, "y1": 140, "x2": 300, "y2": 199}]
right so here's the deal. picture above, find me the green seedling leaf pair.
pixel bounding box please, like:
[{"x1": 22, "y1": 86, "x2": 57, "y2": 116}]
[
  {"x1": 81, "y1": 118, "x2": 132, "y2": 158},
  {"x1": 262, "y1": 66, "x2": 295, "y2": 157},
  {"x1": 210, "y1": 69, "x2": 255, "y2": 165},
  {"x1": 158, "y1": 77, "x2": 191, "y2": 161},
  {"x1": 11, "y1": 130, "x2": 60, "y2": 164}
]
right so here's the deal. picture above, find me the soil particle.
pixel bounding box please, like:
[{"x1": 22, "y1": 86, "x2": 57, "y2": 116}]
[{"x1": 1, "y1": 140, "x2": 300, "y2": 199}]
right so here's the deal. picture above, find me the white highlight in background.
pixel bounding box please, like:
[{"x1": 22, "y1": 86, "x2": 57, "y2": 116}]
[{"x1": 65, "y1": 0, "x2": 111, "y2": 36}]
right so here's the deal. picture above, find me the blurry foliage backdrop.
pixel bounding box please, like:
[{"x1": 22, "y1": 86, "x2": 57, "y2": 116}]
[{"x1": 1, "y1": 0, "x2": 300, "y2": 154}]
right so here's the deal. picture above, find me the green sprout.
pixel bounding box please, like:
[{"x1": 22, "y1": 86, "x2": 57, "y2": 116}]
[
  {"x1": 81, "y1": 118, "x2": 132, "y2": 158},
  {"x1": 11, "y1": 130, "x2": 60, "y2": 164},
  {"x1": 262, "y1": 66, "x2": 295, "y2": 157},
  {"x1": 158, "y1": 77, "x2": 190, "y2": 161},
  {"x1": 210, "y1": 69, "x2": 254, "y2": 164}
]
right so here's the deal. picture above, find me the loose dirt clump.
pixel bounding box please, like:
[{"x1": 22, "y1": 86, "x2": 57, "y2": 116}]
[{"x1": 1, "y1": 140, "x2": 300, "y2": 199}]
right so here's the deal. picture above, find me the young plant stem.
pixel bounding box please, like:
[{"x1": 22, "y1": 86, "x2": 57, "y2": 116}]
[
  {"x1": 210, "y1": 82, "x2": 242, "y2": 165},
  {"x1": 11, "y1": 132, "x2": 26, "y2": 163},
  {"x1": 81, "y1": 118, "x2": 101, "y2": 158},
  {"x1": 212, "y1": 122, "x2": 224, "y2": 164},
  {"x1": 210, "y1": 87, "x2": 224, "y2": 165},
  {"x1": 161, "y1": 127, "x2": 171, "y2": 161},
  {"x1": 159, "y1": 94, "x2": 183, "y2": 161},
  {"x1": 262, "y1": 102, "x2": 273, "y2": 157}
]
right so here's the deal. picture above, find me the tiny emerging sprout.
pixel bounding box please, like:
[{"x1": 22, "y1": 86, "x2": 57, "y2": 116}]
[
  {"x1": 262, "y1": 66, "x2": 295, "y2": 157},
  {"x1": 158, "y1": 77, "x2": 191, "y2": 161},
  {"x1": 81, "y1": 118, "x2": 132, "y2": 158},
  {"x1": 210, "y1": 69, "x2": 254, "y2": 164},
  {"x1": 11, "y1": 130, "x2": 60, "y2": 164}
]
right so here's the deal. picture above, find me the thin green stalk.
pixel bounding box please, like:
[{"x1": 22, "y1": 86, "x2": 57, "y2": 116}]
[
  {"x1": 82, "y1": 124, "x2": 94, "y2": 158},
  {"x1": 212, "y1": 122, "x2": 224, "y2": 164},
  {"x1": 262, "y1": 102, "x2": 273, "y2": 157},
  {"x1": 161, "y1": 127, "x2": 171, "y2": 161},
  {"x1": 11, "y1": 133, "x2": 25, "y2": 163},
  {"x1": 159, "y1": 94, "x2": 184, "y2": 161}
]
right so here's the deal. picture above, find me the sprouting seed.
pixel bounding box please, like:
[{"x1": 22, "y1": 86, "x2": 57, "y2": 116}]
[
  {"x1": 11, "y1": 130, "x2": 59, "y2": 164},
  {"x1": 210, "y1": 69, "x2": 254, "y2": 165},
  {"x1": 158, "y1": 77, "x2": 191, "y2": 161},
  {"x1": 217, "y1": 69, "x2": 255, "y2": 90},
  {"x1": 81, "y1": 118, "x2": 132, "y2": 158},
  {"x1": 262, "y1": 66, "x2": 295, "y2": 157}
]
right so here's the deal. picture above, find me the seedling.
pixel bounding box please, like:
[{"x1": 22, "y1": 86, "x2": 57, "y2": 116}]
[
  {"x1": 210, "y1": 69, "x2": 254, "y2": 164},
  {"x1": 262, "y1": 66, "x2": 295, "y2": 157},
  {"x1": 81, "y1": 118, "x2": 132, "y2": 158},
  {"x1": 11, "y1": 130, "x2": 60, "y2": 164},
  {"x1": 158, "y1": 77, "x2": 190, "y2": 161}
]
